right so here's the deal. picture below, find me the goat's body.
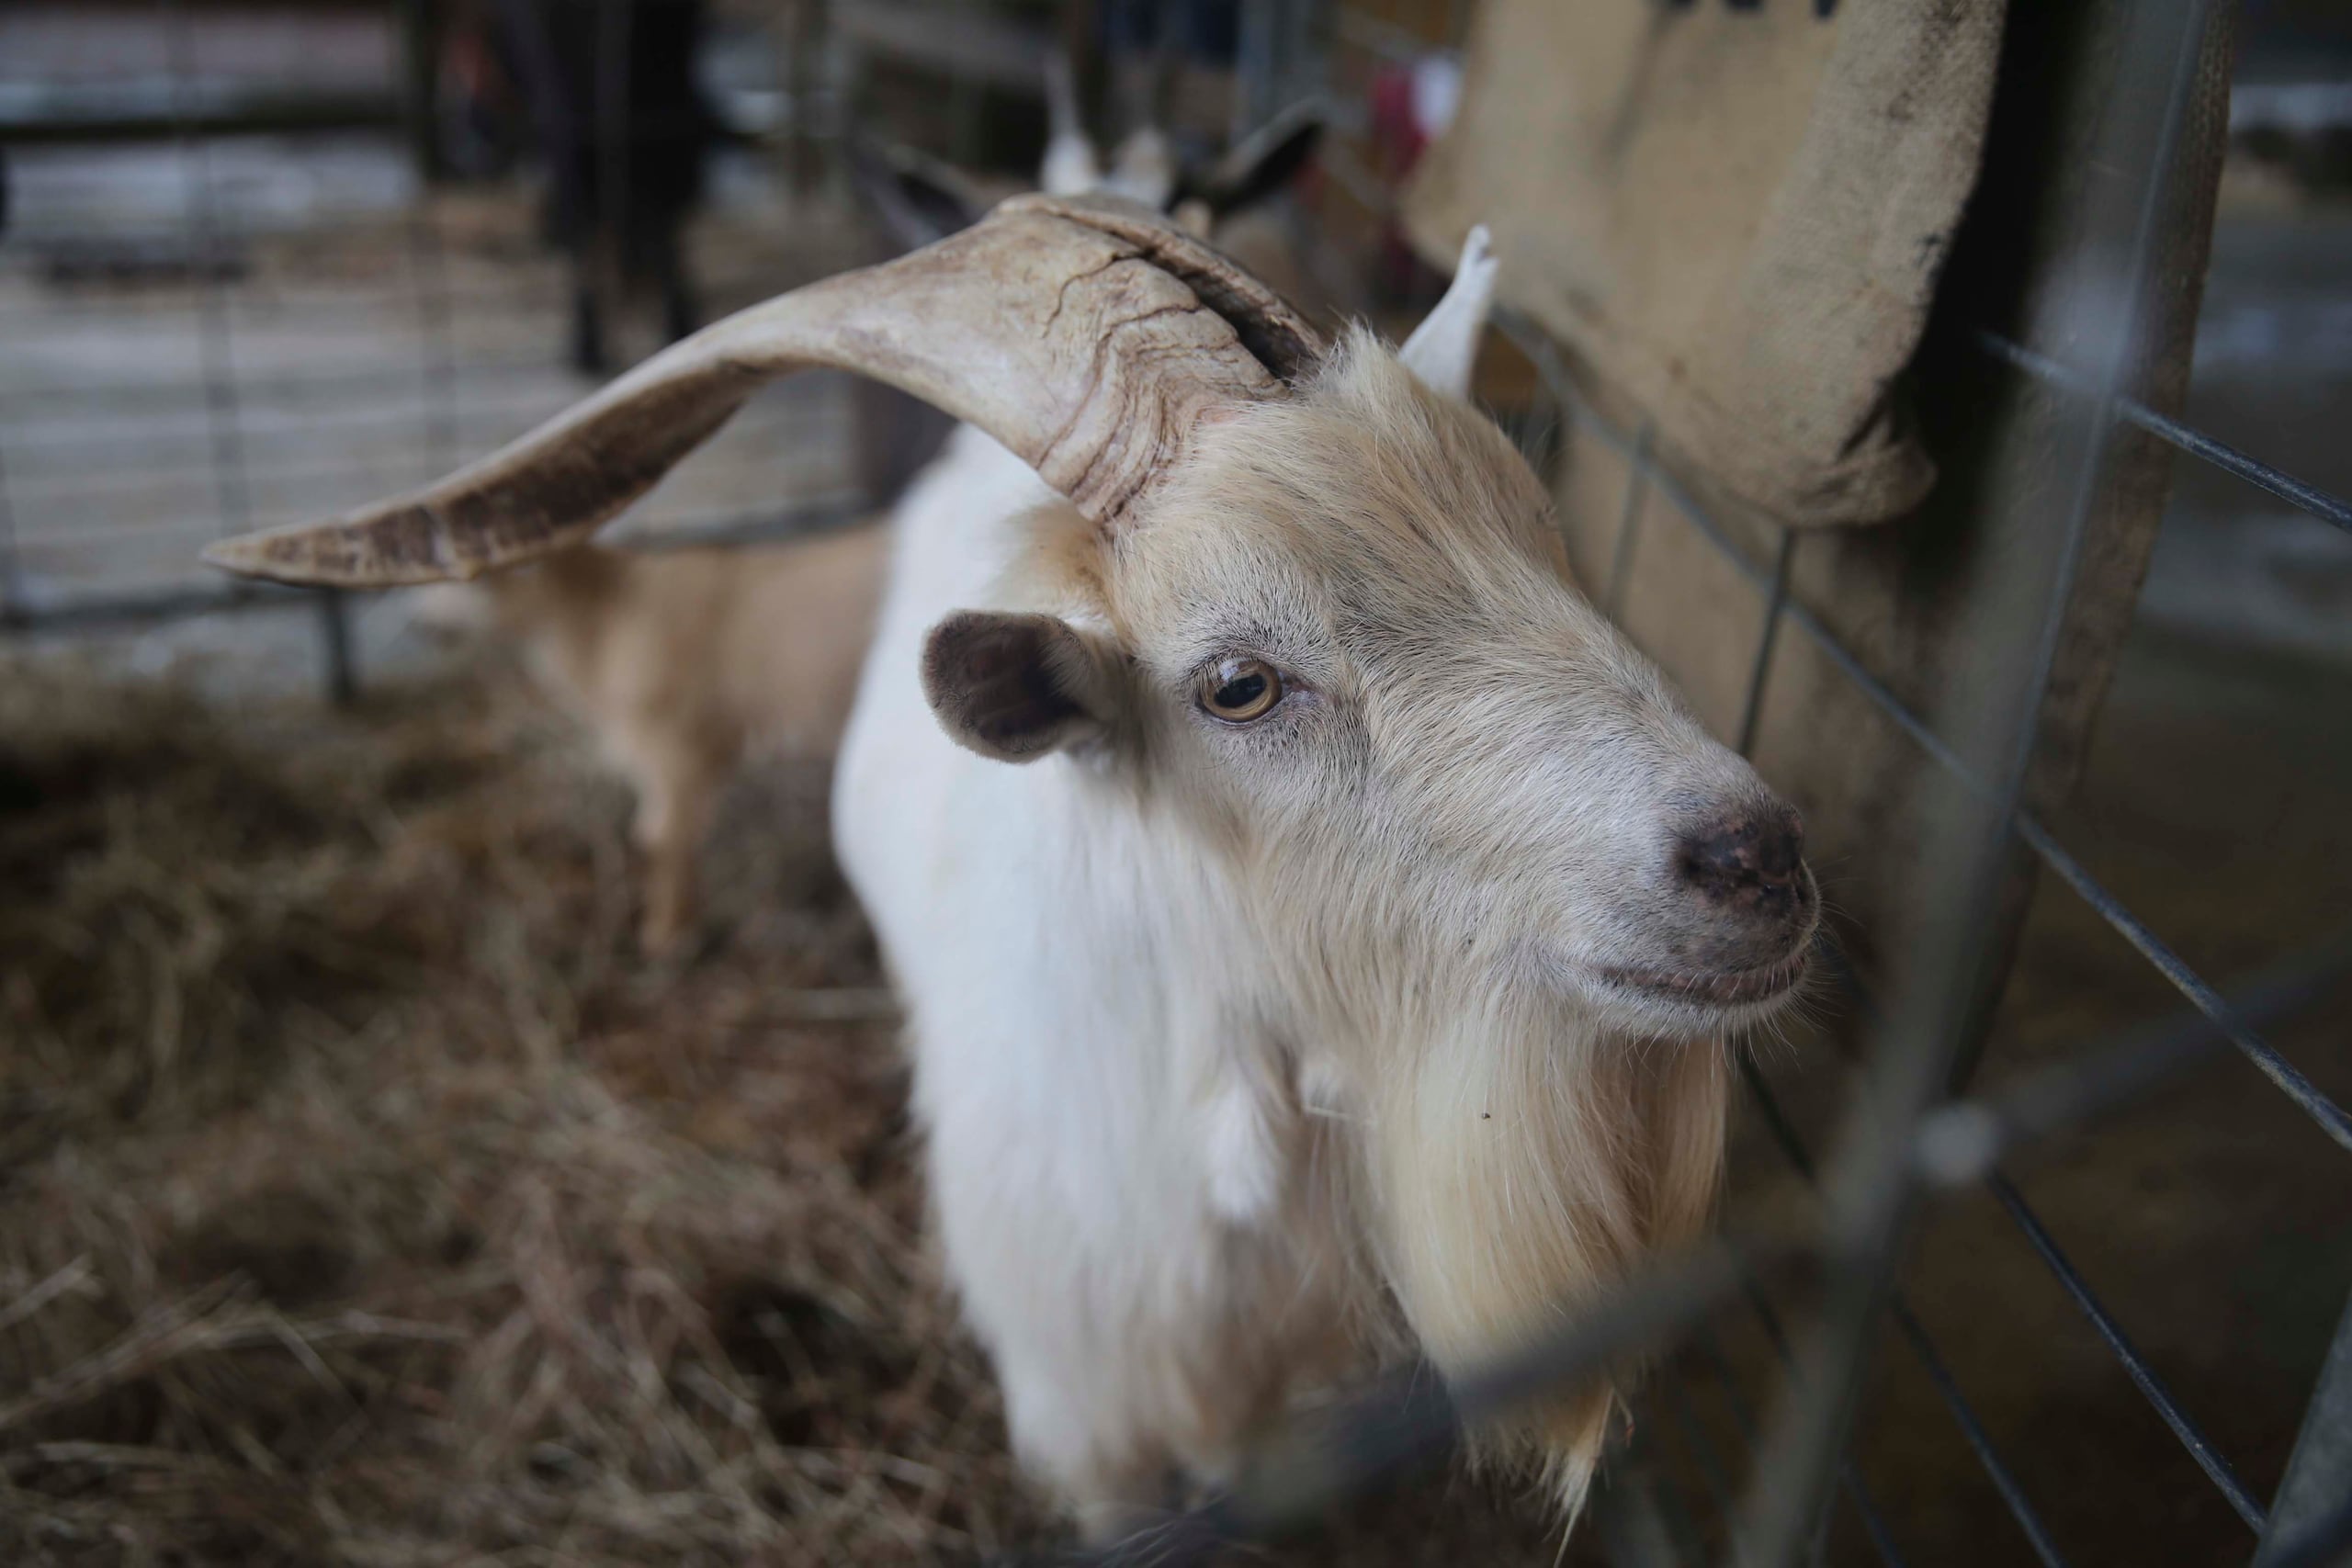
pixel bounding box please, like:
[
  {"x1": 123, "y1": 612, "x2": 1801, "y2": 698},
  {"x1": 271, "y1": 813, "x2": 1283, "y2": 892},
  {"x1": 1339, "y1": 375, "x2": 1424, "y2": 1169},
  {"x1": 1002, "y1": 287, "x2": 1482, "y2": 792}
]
[
  {"x1": 218, "y1": 197, "x2": 1804, "y2": 1541},
  {"x1": 836, "y1": 423, "x2": 1730, "y2": 1521},
  {"x1": 478, "y1": 526, "x2": 885, "y2": 945},
  {"x1": 837, "y1": 429, "x2": 1356, "y2": 1513}
]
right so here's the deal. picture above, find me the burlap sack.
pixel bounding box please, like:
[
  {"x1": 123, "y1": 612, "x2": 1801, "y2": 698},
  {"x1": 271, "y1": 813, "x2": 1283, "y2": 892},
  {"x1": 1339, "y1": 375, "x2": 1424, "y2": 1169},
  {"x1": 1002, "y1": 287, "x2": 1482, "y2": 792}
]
[
  {"x1": 1529, "y1": 0, "x2": 2235, "y2": 1032},
  {"x1": 1405, "y1": 0, "x2": 2007, "y2": 529}
]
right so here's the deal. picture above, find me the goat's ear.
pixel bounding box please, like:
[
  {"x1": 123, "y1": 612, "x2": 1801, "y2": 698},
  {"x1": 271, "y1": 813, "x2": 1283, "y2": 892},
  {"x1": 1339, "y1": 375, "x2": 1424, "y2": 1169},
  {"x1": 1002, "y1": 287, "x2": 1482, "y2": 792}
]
[
  {"x1": 1186, "y1": 100, "x2": 1326, "y2": 221},
  {"x1": 893, "y1": 166, "x2": 986, "y2": 241},
  {"x1": 922, "y1": 611, "x2": 1117, "y2": 762},
  {"x1": 1039, "y1": 50, "x2": 1104, "y2": 197},
  {"x1": 1106, "y1": 128, "x2": 1179, "y2": 211},
  {"x1": 1399, "y1": 224, "x2": 1498, "y2": 402},
  {"x1": 847, "y1": 135, "x2": 989, "y2": 250}
]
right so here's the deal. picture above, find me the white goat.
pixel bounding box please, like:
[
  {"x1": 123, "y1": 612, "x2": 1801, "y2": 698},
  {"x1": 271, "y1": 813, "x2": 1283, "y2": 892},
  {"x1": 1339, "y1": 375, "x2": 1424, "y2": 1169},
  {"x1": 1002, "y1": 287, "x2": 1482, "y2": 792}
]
[{"x1": 207, "y1": 197, "x2": 1817, "y2": 1535}]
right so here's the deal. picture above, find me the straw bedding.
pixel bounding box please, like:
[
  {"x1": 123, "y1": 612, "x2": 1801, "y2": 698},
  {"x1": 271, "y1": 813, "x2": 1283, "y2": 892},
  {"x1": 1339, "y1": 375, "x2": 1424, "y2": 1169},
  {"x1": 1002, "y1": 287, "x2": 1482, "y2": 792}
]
[
  {"x1": 0, "y1": 652, "x2": 1557, "y2": 1566},
  {"x1": 0, "y1": 653, "x2": 1044, "y2": 1564}
]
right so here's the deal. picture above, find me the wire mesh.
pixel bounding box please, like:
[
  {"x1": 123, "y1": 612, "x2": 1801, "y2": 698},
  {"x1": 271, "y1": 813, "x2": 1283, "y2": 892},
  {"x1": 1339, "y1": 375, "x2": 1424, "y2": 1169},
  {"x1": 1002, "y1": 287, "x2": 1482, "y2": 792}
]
[
  {"x1": 5, "y1": 4, "x2": 2348, "y2": 1564},
  {"x1": 0, "y1": 0, "x2": 871, "y2": 686},
  {"x1": 1044, "y1": 3, "x2": 2352, "y2": 1564}
]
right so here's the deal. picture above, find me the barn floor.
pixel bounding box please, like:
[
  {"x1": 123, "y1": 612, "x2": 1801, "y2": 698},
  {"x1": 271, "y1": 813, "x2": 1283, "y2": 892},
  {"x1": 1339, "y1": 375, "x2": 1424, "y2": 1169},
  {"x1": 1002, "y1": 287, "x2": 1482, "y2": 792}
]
[
  {"x1": 0, "y1": 649, "x2": 1581, "y2": 1567},
  {"x1": 0, "y1": 654, "x2": 1010, "y2": 1564},
  {"x1": 2, "y1": 216, "x2": 2348, "y2": 1568},
  {"x1": 4, "y1": 8, "x2": 2349, "y2": 1560},
  {"x1": 4, "y1": 547, "x2": 2345, "y2": 1568}
]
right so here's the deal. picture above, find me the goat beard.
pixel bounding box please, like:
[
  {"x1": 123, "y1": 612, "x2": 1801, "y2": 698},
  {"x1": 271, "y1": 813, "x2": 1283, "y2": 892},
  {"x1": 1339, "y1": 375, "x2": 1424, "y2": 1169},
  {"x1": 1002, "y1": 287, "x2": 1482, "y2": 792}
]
[{"x1": 1360, "y1": 1000, "x2": 1730, "y2": 1518}]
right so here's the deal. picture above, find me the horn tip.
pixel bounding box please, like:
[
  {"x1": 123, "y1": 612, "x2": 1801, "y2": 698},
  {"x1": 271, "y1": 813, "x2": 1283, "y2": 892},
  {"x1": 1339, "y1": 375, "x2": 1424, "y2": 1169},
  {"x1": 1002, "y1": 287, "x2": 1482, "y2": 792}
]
[
  {"x1": 202, "y1": 525, "x2": 386, "y2": 589},
  {"x1": 200, "y1": 533, "x2": 287, "y2": 581}
]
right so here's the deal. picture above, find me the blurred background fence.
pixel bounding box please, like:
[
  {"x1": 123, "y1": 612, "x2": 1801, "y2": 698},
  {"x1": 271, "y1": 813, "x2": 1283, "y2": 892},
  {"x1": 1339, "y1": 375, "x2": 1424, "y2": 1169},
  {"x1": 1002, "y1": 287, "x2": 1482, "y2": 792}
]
[{"x1": 3, "y1": 3, "x2": 2349, "y2": 1565}]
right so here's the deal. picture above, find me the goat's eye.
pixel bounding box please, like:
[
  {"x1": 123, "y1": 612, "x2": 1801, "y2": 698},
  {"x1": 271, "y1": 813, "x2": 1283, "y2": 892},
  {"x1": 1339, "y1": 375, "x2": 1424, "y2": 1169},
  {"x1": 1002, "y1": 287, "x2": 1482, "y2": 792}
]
[{"x1": 1198, "y1": 658, "x2": 1283, "y2": 723}]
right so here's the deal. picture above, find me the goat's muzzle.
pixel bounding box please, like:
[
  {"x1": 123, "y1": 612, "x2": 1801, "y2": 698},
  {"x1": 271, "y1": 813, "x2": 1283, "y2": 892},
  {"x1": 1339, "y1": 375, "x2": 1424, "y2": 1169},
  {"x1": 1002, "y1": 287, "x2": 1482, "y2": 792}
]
[
  {"x1": 1674, "y1": 805, "x2": 1808, "y2": 920},
  {"x1": 1601, "y1": 801, "x2": 1820, "y2": 1010}
]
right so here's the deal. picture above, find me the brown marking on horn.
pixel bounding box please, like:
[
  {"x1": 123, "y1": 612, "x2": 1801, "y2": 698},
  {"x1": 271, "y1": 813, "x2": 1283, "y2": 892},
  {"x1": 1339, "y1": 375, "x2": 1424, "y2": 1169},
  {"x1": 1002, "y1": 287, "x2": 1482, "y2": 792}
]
[
  {"x1": 203, "y1": 198, "x2": 1327, "y2": 589},
  {"x1": 1012, "y1": 193, "x2": 1324, "y2": 381}
]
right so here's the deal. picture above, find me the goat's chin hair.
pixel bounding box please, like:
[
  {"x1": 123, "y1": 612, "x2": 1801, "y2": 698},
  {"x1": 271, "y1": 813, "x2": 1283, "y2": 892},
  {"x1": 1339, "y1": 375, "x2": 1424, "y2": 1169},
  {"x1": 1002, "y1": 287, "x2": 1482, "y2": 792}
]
[
  {"x1": 1459, "y1": 1386, "x2": 1614, "y2": 1528},
  {"x1": 1358, "y1": 988, "x2": 1729, "y2": 1533},
  {"x1": 1498, "y1": 938, "x2": 1803, "y2": 1048},
  {"x1": 1609, "y1": 983, "x2": 1806, "y2": 1049}
]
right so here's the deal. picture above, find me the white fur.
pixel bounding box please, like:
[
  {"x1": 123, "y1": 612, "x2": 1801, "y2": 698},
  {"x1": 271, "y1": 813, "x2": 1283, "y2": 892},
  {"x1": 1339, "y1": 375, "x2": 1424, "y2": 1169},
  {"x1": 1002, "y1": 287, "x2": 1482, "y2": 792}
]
[
  {"x1": 1103, "y1": 127, "x2": 1180, "y2": 211},
  {"x1": 1040, "y1": 52, "x2": 1102, "y2": 198},
  {"x1": 831, "y1": 230, "x2": 1804, "y2": 1527},
  {"x1": 1400, "y1": 225, "x2": 1498, "y2": 400},
  {"x1": 836, "y1": 429, "x2": 1345, "y2": 1516}
]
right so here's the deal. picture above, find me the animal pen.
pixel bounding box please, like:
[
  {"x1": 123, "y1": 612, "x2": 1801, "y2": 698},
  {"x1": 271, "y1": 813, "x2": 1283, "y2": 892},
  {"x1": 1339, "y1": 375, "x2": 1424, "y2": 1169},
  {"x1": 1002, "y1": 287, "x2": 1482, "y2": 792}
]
[{"x1": 1, "y1": 3, "x2": 2348, "y2": 1566}]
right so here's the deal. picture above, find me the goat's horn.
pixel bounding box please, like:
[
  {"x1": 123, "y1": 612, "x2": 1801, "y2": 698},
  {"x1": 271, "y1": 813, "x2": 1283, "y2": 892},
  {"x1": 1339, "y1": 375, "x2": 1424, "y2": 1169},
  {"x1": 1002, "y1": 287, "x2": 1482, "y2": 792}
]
[{"x1": 201, "y1": 195, "x2": 1325, "y2": 587}]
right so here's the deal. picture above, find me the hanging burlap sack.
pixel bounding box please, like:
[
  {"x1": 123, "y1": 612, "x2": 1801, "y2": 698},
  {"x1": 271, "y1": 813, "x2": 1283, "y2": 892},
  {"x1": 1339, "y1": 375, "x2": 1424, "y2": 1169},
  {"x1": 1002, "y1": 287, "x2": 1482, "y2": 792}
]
[
  {"x1": 1467, "y1": 0, "x2": 2233, "y2": 1032},
  {"x1": 1404, "y1": 0, "x2": 2007, "y2": 529}
]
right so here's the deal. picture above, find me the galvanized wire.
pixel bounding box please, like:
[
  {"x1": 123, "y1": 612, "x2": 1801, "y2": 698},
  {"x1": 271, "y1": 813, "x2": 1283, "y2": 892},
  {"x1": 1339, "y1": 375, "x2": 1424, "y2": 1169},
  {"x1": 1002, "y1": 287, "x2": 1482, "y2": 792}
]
[
  {"x1": 1735, "y1": 1054, "x2": 2074, "y2": 1568},
  {"x1": 1603, "y1": 420, "x2": 1655, "y2": 623},
  {"x1": 12, "y1": 7, "x2": 2349, "y2": 1563},
  {"x1": 1035, "y1": 943, "x2": 2346, "y2": 1568},
  {"x1": 1986, "y1": 1174, "x2": 2267, "y2": 1531},
  {"x1": 1883, "y1": 1300, "x2": 2073, "y2": 1568},
  {"x1": 1974, "y1": 329, "x2": 2352, "y2": 539},
  {"x1": 0, "y1": 439, "x2": 21, "y2": 619},
  {"x1": 1714, "y1": 1291, "x2": 1912, "y2": 1568},
  {"x1": 164, "y1": 0, "x2": 252, "y2": 541},
  {"x1": 1495, "y1": 305, "x2": 2352, "y2": 1160},
  {"x1": 1499, "y1": 231, "x2": 2352, "y2": 1553},
  {"x1": 1733, "y1": 525, "x2": 1794, "y2": 760}
]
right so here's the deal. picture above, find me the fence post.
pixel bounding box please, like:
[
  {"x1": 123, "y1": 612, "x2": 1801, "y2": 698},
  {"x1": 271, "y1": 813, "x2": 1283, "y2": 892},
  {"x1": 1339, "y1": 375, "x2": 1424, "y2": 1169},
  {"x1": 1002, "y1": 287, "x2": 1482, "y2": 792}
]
[
  {"x1": 317, "y1": 589, "x2": 358, "y2": 706},
  {"x1": 399, "y1": 0, "x2": 445, "y2": 182},
  {"x1": 2252, "y1": 1291, "x2": 2352, "y2": 1568},
  {"x1": 0, "y1": 438, "x2": 20, "y2": 624}
]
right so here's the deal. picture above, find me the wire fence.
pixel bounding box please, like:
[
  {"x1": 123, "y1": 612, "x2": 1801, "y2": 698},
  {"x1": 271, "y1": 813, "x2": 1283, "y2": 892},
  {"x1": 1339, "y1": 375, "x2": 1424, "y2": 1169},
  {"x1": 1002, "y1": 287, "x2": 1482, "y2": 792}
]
[
  {"x1": 5, "y1": 4, "x2": 2348, "y2": 1565},
  {"x1": 1032, "y1": 3, "x2": 2352, "y2": 1564},
  {"x1": 0, "y1": 0, "x2": 869, "y2": 685}
]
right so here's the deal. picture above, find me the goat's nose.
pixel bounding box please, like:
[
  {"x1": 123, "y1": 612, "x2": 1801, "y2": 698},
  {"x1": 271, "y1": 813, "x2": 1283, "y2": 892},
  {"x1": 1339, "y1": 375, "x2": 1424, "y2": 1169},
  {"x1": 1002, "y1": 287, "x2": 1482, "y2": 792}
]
[{"x1": 1676, "y1": 806, "x2": 1806, "y2": 909}]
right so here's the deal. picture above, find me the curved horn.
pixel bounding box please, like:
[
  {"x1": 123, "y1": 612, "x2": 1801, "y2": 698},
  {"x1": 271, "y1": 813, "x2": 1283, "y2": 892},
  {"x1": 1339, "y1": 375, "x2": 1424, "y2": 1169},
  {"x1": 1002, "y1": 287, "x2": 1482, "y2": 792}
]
[{"x1": 202, "y1": 196, "x2": 1326, "y2": 587}]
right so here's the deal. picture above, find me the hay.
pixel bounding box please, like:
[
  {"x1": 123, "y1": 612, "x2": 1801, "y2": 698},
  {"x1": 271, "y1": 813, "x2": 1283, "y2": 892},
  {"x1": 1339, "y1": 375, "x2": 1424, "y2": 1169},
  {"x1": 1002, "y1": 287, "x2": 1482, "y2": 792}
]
[
  {"x1": 0, "y1": 653, "x2": 1563, "y2": 1566},
  {"x1": 0, "y1": 653, "x2": 1045, "y2": 1566}
]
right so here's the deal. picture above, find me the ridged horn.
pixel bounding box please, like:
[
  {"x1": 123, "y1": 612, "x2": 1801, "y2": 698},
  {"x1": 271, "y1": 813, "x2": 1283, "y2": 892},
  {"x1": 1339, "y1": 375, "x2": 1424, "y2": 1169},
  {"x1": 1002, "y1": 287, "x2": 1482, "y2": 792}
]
[{"x1": 202, "y1": 195, "x2": 1326, "y2": 587}]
